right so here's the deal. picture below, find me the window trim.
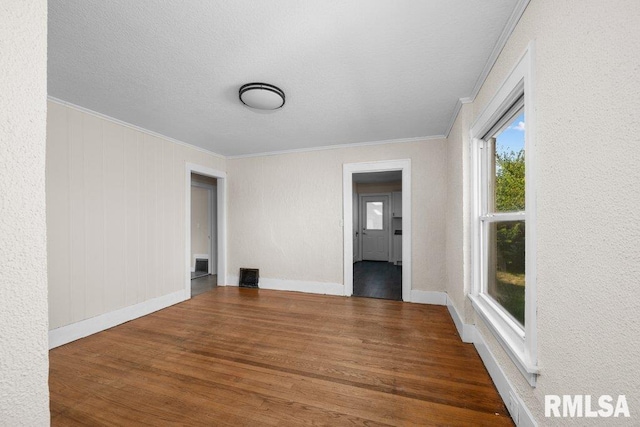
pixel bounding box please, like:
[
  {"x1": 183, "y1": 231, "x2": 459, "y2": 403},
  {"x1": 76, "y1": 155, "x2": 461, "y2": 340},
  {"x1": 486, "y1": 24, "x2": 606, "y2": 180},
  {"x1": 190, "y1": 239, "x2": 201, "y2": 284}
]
[{"x1": 469, "y1": 41, "x2": 538, "y2": 386}]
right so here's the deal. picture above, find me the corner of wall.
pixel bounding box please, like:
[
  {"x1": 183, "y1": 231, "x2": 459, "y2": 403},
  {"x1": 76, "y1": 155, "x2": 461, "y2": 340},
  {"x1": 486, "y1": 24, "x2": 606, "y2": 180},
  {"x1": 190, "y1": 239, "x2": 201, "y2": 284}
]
[
  {"x1": 446, "y1": 297, "x2": 474, "y2": 343},
  {"x1": 472, "y1": 323, "x2": 538, "y2": 427},
  {"x1": 46, "y1": 101, "x2": 227, "y2": 333},
  {"x1": 445, "y1": 298, "x2": 538, "y2": 426},
  {"x1": 0, "y1": 0, "x2": 50, "y2": 423}
]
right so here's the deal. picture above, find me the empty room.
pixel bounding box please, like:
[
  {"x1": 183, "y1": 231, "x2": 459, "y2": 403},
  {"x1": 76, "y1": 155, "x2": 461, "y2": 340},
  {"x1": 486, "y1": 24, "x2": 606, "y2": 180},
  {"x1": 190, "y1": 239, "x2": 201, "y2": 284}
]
[{"x1": 1, "y1": 1, "x2": 639, "y2": 425}]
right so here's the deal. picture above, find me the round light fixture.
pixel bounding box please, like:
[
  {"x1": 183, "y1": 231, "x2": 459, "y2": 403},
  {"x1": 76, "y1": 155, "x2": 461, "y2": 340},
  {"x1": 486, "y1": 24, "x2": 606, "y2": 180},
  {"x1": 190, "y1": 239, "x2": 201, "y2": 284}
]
[{"x1": 239, "y1": 83, "x2": 285, "y2": 110}]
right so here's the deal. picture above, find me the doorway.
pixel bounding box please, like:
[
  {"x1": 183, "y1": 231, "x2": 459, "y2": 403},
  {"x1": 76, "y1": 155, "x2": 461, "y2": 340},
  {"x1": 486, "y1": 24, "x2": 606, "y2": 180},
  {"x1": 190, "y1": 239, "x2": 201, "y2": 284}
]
[
  {"x1": 190, "y1": 174, "x2": 217, "y2": 296},
  {"x1": 352, "y1": 175, "x2": 401, "y2": 300},
  {"x1": 343, "y1": 160, "x2": 411, "y2": 301},
  {"x1": 185, "y1": 163, "x2": 227, "y2": 299}
]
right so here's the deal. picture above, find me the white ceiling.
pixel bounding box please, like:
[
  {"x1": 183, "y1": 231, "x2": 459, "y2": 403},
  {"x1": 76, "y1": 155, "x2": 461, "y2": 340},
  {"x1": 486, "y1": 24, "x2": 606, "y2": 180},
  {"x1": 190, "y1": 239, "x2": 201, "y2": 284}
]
[{"x1": 48, "y1": 0, "x2": 522, "y2": 157}]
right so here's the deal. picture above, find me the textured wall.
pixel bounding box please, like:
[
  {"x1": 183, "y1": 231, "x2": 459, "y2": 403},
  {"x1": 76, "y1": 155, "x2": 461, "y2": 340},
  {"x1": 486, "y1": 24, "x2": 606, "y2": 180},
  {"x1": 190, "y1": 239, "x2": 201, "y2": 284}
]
[
  {"x1": 227, "y1": 140, "x2": 447, "y2": 290},
  {"x1": 46, "y1": 100, "x2": 226, "y2": 330},
  {"x1": 0, "y1": 0, "x2": 50, "y2": 424},
  {"x1": 445, "y1": 103, "x2": 474, "y2": 323},
  {"x1": 447, "y1": 0, "x2": 640, "y2": 423}
]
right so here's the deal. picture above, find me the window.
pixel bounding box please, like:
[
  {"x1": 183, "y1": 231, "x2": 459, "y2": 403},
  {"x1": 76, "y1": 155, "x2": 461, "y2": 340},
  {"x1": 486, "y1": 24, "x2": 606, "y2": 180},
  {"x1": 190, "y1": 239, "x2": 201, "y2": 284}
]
[
  {"x1": 470, "y1": 42, "x2": 538, "y2": 386},
  {"x1": 365, "y1": 202, "x2": 384, "y2": 230},
  {"x1": 483, "y1": 106, "x2": 526, "y2": 326}
]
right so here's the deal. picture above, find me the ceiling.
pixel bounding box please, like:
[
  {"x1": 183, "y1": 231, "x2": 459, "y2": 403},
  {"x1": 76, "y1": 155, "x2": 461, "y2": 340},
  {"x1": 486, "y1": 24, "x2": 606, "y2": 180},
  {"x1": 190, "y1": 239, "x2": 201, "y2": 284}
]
[{"x1": 48, "y1": 1, "x2": 523, "y2": 157}]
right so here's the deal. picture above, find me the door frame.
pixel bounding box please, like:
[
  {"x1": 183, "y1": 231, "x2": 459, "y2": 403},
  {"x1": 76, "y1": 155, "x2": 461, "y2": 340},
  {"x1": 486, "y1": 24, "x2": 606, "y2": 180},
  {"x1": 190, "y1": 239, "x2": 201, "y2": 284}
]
[
  {"x1": 191, "y1": 180, "x2": 217, "y2": 274},
  {"x1": 185, "y1": 163, "x2": 227, "y2": 299},
  {"x1": 352, "y1": 190, "x2": 360, "y2": 262},
  {"x1": 358, "y1": 193, "x2": 392, "y2": 262},
  {"x1": 343, "y1": 159, "x2": 411, "y2": 301}
]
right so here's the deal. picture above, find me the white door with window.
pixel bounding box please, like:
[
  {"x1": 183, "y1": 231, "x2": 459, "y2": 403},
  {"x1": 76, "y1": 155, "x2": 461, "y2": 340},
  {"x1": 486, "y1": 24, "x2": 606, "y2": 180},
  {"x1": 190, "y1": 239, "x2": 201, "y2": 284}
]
[{"x1": 360, "y1": 195, "x2": 389, "y2": 261}]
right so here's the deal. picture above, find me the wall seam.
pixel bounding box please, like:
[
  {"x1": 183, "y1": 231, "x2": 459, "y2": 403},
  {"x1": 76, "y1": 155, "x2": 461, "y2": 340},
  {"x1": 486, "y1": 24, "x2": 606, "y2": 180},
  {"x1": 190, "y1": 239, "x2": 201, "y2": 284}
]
[
  {"x1": 101, "y1": 118, "x2": 106, "y2": 314},
  {"x1": 63, "y1": 105, "x2": 70, "y2": 326}
]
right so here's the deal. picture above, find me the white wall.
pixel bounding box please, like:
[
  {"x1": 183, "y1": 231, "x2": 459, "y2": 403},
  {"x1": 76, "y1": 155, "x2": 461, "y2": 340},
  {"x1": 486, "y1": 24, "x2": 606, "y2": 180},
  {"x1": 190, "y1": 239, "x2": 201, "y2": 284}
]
[
  {"x1": 0, "y1": 1, "x2": 50, "y2": 424},
  {"x1": 227, "y1": 140, "x2": 446, "y2": 291},
  {"x1": 46, "y1": 100, "x2": 226, "y2": 330},
  {"x1": 191, "y1": 185, "x2": 211, "y2": 267},
  {"x1": 445, "y1": 103, "x2": 473, "y2": 322},
  {"x1": 446, "y1": 0, "x2": 640, "y2": 423}
]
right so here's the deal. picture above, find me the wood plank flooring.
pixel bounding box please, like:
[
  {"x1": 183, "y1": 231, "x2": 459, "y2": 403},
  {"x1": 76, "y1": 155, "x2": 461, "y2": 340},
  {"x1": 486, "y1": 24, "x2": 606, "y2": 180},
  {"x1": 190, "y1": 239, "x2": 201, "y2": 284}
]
[{"x1": 49, "y1": 287, "x2": 513, "y2": 426}]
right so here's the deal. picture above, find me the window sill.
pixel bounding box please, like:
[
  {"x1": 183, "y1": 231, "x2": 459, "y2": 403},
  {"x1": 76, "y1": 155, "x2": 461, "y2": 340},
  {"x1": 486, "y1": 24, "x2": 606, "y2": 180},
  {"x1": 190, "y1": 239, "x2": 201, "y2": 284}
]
[{"x1": 469, "y1": 294, "x2": 539, "y2": 386}]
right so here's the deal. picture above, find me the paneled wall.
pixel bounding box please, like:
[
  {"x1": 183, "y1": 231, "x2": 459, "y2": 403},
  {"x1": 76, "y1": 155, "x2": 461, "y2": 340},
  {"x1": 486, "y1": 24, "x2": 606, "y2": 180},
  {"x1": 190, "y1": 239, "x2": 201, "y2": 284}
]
[{"x1": 46, "y1": 100, "x2": 225, "y2": 330}]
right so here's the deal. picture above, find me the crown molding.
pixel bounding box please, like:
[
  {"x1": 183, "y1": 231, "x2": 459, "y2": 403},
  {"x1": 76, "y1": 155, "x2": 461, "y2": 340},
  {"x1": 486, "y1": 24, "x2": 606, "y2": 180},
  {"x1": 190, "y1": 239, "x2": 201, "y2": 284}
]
[
  {"x1": 226, "y1": 135, "x2": 446, "y2": 160},
  {"x1": 444, "y1": 97, "x2": 474, "y2": 139},
  {"x1": 445, "y1": 0, "x2": 530, "y2": 138},
  {"x1": 47, "y1": 96, "x2": 226, "y2": 159},
  {"x1": 48, "y1": 96, "x2": 445, "y2": 160}
]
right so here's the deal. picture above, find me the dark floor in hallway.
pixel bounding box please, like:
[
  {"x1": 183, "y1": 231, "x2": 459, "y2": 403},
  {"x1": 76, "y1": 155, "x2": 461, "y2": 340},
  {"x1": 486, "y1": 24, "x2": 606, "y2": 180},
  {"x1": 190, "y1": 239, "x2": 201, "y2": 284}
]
[
  {"x1": 191, "y1": 271, "x2": 209, "y2": 279},
  {"x1": 191, "y1": 274, "x2": 217, "y2": 297},
  {"x1": 353, "y1": 261, "x2": 402, "y2": 300}
]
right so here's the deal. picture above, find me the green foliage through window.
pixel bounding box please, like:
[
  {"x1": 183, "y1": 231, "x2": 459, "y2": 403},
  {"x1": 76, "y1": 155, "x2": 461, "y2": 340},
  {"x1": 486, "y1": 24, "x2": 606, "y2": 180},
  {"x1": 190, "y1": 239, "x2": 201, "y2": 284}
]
[
  {"x1": 495, "y1": 148, "x2": 525, "y2": 212},
  {"x1": 492, "y1": 149, "x2": 526, "y2": 325}
]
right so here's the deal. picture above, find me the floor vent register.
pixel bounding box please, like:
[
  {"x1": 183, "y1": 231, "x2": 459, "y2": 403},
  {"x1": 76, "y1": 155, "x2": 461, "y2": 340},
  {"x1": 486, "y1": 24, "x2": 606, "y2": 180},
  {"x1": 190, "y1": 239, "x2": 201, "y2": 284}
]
[{"x1": 239, "y1": 268, "x2": 259, "y2": 288}]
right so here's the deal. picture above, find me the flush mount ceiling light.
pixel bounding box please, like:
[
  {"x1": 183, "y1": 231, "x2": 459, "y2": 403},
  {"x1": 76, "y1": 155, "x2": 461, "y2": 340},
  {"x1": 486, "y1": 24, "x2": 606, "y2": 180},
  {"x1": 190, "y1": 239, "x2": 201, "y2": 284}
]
[{"x1": 239, "y1": 83, "x2": 285, "y2": 110}]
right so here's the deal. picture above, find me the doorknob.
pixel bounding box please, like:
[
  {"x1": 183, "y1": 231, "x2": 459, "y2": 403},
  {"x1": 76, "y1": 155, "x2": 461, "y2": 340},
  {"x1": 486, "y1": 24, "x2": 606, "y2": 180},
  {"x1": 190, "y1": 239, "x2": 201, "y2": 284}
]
[{"x1": 362, "y1": 231, "x2": 367, "y2": 235}]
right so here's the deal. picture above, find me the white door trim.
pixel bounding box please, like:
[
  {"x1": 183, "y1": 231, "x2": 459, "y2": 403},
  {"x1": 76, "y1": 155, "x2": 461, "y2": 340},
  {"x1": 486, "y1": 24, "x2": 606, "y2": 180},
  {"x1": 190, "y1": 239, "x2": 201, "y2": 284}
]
[
  {"x1": 352, "y1": 190, "x2": 360, "y2": 261},
  {"x1": 185, "y1": 163, "x2": 227, "y2": 299},
  {"x1": 343, "y1": 159, "x2": 411, "y2": 301}
]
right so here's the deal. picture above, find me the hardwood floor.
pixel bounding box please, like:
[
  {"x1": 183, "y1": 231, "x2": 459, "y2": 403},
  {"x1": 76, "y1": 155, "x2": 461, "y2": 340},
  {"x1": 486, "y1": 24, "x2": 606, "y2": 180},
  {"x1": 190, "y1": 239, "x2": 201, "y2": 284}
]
[
  {"x1": 353, "y1": 261, "x2": 402, "y2": 300},
  {"x1": 49, "y1": 287, "x2": 513, "y2": 426}
]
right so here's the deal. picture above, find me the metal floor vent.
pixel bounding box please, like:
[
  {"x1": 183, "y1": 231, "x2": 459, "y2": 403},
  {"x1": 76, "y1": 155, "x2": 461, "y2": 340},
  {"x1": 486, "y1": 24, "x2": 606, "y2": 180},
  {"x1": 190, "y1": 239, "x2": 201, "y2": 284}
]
[
  {"x1": 195, "y1": 258, "x2": 208, "y2": 273},
  {"x1": 239, "y1": 268, "x2": 259, "y2": 288}
]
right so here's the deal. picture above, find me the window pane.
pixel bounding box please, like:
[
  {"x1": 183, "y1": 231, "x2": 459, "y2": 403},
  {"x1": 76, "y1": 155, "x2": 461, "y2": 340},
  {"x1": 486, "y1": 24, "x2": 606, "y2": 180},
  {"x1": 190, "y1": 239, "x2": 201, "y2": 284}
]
[
  {"x1": 490, "y1": 112, "x2": 525, "y2": 212},
  {"x1": 487, "y1": 221, "x2": 525, "y2": 326},
  {"x1": 366, "y1": 202, "x2": 383, "y2": 230}
]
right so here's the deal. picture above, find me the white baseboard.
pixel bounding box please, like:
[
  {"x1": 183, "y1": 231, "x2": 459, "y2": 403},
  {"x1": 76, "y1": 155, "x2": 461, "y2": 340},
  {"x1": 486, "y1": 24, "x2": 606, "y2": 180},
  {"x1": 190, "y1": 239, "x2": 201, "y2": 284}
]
[
  {"x1": 446, "y1": 300, "x2": 537, "y2": 427},
  {"x1": 409, "y1": 290, "x2": 447, "y2": 305},
  {"x1": 472, "y1": 328, "x2": 537, "y2": 426},
  {"x1": 447, "y1": 300, "x2": 476, "y2": 343},
  {"x1": 225, "y1": 277, "x2": 445, "y2": 303},
  {"x1": 48, "y1": 290, "x2": 186, "y2": 349},
  {"x1": 226, "y1": 275, "x2": 343, "y2": 296}
]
